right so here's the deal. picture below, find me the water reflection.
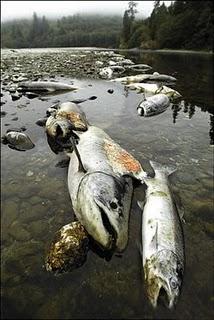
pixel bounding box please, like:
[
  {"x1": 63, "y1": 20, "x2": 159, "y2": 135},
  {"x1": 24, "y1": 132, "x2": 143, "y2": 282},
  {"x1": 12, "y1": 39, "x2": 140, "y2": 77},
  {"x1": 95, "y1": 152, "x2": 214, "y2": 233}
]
[{"x1": 122, "y1": 50, "x2": 213, "y2": 113}]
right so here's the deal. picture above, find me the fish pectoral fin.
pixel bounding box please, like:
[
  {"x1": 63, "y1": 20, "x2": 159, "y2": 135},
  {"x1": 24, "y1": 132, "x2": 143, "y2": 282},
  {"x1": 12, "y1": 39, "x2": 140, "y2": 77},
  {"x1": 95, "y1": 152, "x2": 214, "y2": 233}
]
[
  {"x1": 70, "y1": 136, "x2": 87, "y2": 173},
  {"x1": 137, "y1": 200, "x2": 145, "y2": 210}
]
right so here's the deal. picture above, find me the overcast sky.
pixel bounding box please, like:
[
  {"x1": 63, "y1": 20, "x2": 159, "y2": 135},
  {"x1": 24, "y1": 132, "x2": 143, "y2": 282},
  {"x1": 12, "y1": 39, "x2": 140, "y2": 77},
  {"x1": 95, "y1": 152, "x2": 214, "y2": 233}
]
[{"x1": 1, "y1": 1, "x2": 172, "y2": 21}]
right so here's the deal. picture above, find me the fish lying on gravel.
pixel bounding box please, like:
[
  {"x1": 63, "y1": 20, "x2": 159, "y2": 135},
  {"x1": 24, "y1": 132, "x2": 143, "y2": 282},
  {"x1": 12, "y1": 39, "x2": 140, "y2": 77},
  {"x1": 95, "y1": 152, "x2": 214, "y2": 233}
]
[
  {"x1": 126, "y1": 83, "x2": 181, "y2": 99},
  {"x1": 1, "y1": 131, "x2": 35, "y2": 151},
  {"x1": 17, "y1": 81, "x2": 78, "y2": 93},
  {"x1": 137, "y1": 94, "x2": 170, "y2": 117},
  {"x1": 45, "y1": 221, "x2": 89, "y2": 274},
  {"x1": 140, "y1": 161, "x2": 184, "y2": 308}
]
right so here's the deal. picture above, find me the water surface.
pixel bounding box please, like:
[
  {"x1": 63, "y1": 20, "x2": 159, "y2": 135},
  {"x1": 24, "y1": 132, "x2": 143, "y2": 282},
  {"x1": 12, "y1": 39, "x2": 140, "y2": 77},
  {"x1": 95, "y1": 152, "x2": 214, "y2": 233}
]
[{"x1": 1, "y1": 49, "x2": 213, "y2": 319}]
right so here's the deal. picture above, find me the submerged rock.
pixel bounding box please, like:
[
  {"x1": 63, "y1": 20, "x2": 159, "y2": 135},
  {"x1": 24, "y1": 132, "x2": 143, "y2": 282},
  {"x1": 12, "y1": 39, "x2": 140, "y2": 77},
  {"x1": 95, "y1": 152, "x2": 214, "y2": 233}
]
[
  {"x1": 45, "y1": 221, "x2": 89, "y2": 274},
  {"x1": 2, "y1": 131, "x2": 35, "y2": 151}
]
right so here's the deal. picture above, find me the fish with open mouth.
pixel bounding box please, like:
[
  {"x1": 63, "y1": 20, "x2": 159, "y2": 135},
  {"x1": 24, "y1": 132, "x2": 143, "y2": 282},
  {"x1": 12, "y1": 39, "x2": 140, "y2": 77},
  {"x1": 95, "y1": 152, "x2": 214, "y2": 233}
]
[
  {"x1": 66, "y1": 125, "x2": 147, "y2": 252},
  {"x1": 140, "y1": 161, "x2": 184, "y2": 308},
  {"x1": 44, "y1": 101, "x2": 147, "y2": 251}
]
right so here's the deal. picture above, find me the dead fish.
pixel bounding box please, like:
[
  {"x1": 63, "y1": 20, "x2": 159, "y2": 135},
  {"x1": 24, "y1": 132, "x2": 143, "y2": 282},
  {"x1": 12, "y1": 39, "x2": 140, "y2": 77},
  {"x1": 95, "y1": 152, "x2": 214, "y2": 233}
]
[
  {"x1": 126, "y1": 83, "x2": 182, "y2": 99},
  {"x1": 46, "y1": 102, "x2": 88, "y2": 135},
  {"x1": 2, "y1": 131, "x2": 35, "y2": 151},
  {"x1": 66, "y1": 124, "x2": 147, "y2": 252},
  {"x1": 127, "y1": 64, "x2": 152, "y2": 72},
  {"x1": 111, "y1": 73, "x2": 177, "y2": 84},
  {"x1": 17, "y1": 81, "x2": 78, "y2": 93},
  {"x1": 137, "y1": 94, "x2": 170, "y2": 117},
  {"x1": 139, "y1": 161, "x2": 184, "y2": 308},
  {"x1": 99, "y1": 67, "x2": 113, "y2": 79},
  {"x1": 45, "y1": 115, "x2": 74, "y2": 139},
  {"x1": 45, "y1": 221, "x2": 89, "y2": 274}
]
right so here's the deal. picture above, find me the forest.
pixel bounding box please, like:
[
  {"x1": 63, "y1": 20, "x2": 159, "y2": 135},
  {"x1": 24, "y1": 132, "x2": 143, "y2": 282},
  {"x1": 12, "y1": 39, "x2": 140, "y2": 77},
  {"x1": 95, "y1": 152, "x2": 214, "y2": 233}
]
[{"x1": 1, "y1": 1, "x2": 213, "y2": 51}]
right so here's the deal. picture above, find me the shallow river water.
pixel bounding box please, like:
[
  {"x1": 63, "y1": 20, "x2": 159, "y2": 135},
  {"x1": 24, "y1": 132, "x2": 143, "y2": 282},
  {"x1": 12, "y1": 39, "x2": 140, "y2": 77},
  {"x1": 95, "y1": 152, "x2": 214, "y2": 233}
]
[{"x1": 1, "y1": 48, "x2": 213, "y2": 319}]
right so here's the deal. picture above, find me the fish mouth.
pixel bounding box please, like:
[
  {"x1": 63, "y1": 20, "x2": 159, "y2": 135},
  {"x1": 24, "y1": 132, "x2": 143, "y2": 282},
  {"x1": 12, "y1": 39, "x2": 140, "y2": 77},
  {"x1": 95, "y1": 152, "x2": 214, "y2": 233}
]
[
  {"x1": 147, "y1": 278, "x2": 178, "y2": 309},
  {"x1": 99, "y1": 206, "x2": 117, "y2": 251}
]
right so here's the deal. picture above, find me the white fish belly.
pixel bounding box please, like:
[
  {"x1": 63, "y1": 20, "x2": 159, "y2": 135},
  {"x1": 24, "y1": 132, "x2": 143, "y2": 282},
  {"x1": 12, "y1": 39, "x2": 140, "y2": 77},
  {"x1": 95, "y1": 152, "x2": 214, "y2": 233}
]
[{"x1": 142, "y1": 193, "x2": 183, "y2": 265}]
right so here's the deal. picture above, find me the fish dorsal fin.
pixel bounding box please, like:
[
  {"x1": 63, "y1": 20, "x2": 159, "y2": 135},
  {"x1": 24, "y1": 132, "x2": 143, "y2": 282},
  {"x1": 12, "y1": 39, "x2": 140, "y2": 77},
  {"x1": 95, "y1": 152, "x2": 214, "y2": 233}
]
[
  {"x1": 70, "y1": 136, "x2": 86, "y2": 173},
  {"x1": 150, "y1": 160, "x2": 177, "y2": 177}
]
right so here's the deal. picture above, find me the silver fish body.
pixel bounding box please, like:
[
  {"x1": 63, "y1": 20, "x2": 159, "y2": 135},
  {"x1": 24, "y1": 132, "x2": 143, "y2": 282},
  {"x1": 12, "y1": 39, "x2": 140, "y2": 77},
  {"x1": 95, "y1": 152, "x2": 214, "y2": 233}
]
[
  {"x1": 126, "y1": 83, "x2": 182, "y2": 99},
  {"x1": 67, "y1": 125, "x2": 147, "y2": 252},
  {"x1": 111, "y1": 73, "x2": 177, "y2": 84},
  {"x1": 18, "y1": 81, "x2": 77, "y2": 92},
  {"x1": 142, "y1": 161, "x2": 184, "y2": 308},
  {"x1": 137, "y1": 94, "x2": 170, "y2": 117}
]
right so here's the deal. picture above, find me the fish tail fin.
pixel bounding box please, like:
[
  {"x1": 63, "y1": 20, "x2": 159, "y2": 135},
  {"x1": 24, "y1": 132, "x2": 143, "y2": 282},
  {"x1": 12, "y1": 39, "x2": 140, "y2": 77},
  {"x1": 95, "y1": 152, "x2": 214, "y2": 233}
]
[{"x1": 150, "y1": 160, "x2": 177, "y2": 177}]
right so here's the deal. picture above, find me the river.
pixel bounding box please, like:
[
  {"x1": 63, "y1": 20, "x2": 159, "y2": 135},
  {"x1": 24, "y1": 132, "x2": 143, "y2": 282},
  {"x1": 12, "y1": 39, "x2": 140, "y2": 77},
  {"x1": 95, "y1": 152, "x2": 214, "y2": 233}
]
[{"x1": 1, "y1": 48, "x2": 213, "y2": 319}]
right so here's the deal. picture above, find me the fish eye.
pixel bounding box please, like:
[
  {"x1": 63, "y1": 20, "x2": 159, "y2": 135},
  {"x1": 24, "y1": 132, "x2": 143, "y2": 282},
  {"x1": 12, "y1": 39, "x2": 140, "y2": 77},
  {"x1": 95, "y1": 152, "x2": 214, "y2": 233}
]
[
  {"x1": 170, "y1": 277, "x2": 178, "y2": 289},
  {"x1": 110, "y1": 201, "x2": 117, "y2": 209}
]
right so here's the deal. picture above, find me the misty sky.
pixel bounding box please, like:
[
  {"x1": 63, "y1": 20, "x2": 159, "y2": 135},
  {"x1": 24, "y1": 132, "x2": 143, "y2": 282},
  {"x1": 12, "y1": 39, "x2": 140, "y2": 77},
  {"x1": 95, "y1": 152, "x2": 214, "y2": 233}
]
[{"x1": 1, "y1": 1, "x2": 172, "y2": 21}]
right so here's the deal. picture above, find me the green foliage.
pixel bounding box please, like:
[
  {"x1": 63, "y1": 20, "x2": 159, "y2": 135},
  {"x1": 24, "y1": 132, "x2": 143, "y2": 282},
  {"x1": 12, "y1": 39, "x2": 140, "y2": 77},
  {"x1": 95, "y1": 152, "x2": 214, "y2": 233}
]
[
  {"x1": 122, "y1": 0, "x2": 214, "y2": 51},
  {"x1": 1, "y1": 2, "x2": 213, "y2": 51},
  {"x1": 1, "y1": 14, "x2": 122, "y2": 48},
  {"x1": 121, "y1": 1, "x2": 138, "y2": 48}
]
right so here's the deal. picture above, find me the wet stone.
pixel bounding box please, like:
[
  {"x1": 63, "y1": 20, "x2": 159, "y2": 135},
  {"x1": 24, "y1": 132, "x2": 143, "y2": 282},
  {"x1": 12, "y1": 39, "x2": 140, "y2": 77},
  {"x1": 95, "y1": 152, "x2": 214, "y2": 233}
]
[
  {"x1": 8, "y1": 221, "x2": 31, "y2": 241},
  {"x1": 2, "y1": 201, "x2": 19, "y2": 227},
  {"x1": 29, "y1": 196, "x2": 43, "y2": 205},
  {"x1": 20, "y1": 202, "x2": 47, "y2": 223},
  {"x1": 11, "y1": 117, "x2": 18, "y2": 121},
  {"x1": 11, "y1": 92, "x2": 21, "y2": 101},
  {"x1": 1, "y1": 111, "x2": 7, "y2": 117},
  {"x1": 27, "y1": 220, "x2": 48, "y2": 238}
]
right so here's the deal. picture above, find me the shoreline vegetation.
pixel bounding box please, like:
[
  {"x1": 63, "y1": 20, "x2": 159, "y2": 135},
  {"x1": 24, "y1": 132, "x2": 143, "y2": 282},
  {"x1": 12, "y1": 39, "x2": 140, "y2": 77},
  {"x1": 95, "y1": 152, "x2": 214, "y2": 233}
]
[{"x1": 1, "y1": 1, "x2": 213, "y2": 51}]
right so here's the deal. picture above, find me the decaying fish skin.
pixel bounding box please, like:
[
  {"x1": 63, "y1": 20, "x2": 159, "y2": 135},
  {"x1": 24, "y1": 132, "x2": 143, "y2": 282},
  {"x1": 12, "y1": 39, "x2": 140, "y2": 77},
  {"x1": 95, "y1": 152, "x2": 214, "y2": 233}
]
[
  {"x1": 66, "y1": 125, "x2": 147, "y2": 252},
  {"x1": 111, "y1": 73, "x2": 177, "y2": 84},
  {"x1": 45, "y1": 102, "x2": 89, "y2": 140},
  {"x1": 141, "y1": 161, "x2": 184, "y2": 309},
  {"x1": 45, "y1": 221, "x2": 89, "y2": 274},
  {"x1": 18, "y1": 81, "x2": 78, "y2": 93},
  {"x1": 45, "y1": 102, "x2": 147, "y2": 251},
  {"x1": 2, "y1": 131, "x2": 35, "y2": 151},
  {"x1": 126, "y1": 83, "x2": 182, "y2": 100},
  {"x1": 137, "y1": 94, "x2": 170, "y2": 117},
  {"x1": 45, "y1": 115, "x2": 75, "y2": 139}
]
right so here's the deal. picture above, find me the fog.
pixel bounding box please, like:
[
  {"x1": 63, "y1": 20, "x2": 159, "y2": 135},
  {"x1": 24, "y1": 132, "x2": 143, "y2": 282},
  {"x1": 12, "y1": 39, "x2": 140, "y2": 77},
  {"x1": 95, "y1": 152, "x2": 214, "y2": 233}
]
[{"x1": 1, "y1": 1, "x2": 172, "y2": 21}]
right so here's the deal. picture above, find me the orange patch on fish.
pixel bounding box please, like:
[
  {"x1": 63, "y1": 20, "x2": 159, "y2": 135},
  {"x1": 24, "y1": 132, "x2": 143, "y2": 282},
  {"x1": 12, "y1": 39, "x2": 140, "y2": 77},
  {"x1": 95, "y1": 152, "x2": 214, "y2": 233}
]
[
  {"x1": 57, "y1": 111, "x2": 88, "y2": 131},
  {"x1": 104, "y1": 140, "x2": 142, "y2": 173}
]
